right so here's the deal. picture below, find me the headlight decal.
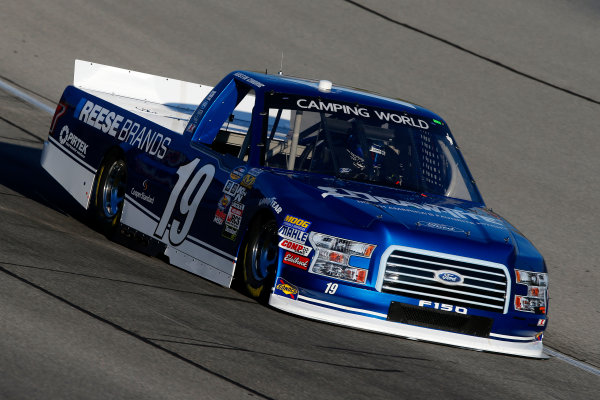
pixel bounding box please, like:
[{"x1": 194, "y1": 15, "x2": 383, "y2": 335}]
[
  {"x1": 514, "y1": 269, "x2": 548, "y2": 314},
  {"x1": 308, "y1": 232, "x2": 376, "y2": 284}
]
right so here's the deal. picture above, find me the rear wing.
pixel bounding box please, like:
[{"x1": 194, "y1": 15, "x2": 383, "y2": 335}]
[
  {"x1": 73, "y1": 60, "x2": 290, "y2": 140},
  {"x1": 74, "y1": 59, "x2": 211, "y2": 112},
  {"x1": 73, "y1": 60, "x2": 214, "y2": 133}
]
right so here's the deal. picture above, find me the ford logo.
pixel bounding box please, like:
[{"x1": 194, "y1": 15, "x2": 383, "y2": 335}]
[{"x1": 434, "y1": 270, "x2": 464, "y2": 286}]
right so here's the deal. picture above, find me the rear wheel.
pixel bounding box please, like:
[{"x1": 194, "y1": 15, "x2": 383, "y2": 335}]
[
  {"x1": 91, "y1": 152, "x2": 127, "y2": 233},
  {"x1": 241, "y1": 216, "x2": 279, "y2": 302}
]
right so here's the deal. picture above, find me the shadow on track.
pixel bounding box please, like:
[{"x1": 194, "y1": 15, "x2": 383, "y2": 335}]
[{"x1": 0, "y1": 141, "x2": 85, "y2": 220}]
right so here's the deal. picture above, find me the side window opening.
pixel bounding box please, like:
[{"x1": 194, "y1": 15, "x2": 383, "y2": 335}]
[
  {"x1": 264, "y1": 109, "x2": 315, "y2": 170},
  {"x1": 192, "y1": 79, "x2": 255, "y2": 160}
]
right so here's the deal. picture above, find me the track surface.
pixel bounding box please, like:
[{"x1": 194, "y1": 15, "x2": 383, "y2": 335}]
[{"x1": 1, "y1": 1, "x2": 598, "y2": 398}]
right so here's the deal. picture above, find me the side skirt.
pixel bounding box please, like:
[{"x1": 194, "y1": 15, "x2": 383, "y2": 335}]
[{"x1": 121, "y1": 194, "x2": 236, "y2": 287}]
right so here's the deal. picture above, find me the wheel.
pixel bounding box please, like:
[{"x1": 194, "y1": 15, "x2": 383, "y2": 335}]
[
  {"x1": 91, "y1": 152, "x2": 127, "y2": 233},
  {"x1": 241, "y1": 216, "x2": 279, "y2": 301}
]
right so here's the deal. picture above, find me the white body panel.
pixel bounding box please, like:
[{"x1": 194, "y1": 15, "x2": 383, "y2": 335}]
[
  {"x1": 74, "y1": 59, "x2": 214, "y2": 134},
  {"x1": 74, "y1": 59, "x2": 212, "y2": 111},
  {"x1": 40, "y1": 140, "x2": 96, "y2": 208}
]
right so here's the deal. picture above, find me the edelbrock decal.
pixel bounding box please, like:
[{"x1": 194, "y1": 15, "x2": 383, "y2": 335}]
[{"x1": 282, "y1": 251, "x2": 310, "y2": 270}]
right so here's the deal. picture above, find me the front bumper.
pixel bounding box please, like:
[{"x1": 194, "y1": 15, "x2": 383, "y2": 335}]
[{"x1": 269, "y1": 290, "x2": 544, "y2": 358}]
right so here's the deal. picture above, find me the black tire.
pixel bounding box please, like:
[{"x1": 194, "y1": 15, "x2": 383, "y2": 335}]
[
  {"x1": 90, "y1": 152, "x2": 127, "y2": 234},
  {"x1": 241, "y1": 215, "x2": 279, "y2": 302}
]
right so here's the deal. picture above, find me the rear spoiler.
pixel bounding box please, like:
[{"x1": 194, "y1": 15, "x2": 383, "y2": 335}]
[
  {"x1": 73, "y1": 60, "x2": 290, "y2": 138},
  {"x1": 73, "y1": 59, "x2": 212, "y2": 112}
]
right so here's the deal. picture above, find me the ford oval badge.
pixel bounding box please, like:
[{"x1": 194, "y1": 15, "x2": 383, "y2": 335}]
[{"x1": 434, "y1": 270, "x2": 464, "y2": 286}]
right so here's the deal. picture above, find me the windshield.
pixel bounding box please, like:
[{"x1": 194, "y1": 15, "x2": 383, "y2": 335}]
[{"x1": 263, "y1": 93, "x2": 482, "y2": 203}]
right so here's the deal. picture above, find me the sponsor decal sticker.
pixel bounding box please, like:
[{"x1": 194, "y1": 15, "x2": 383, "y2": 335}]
[
  {"x1": 223, "y1": 180, "x2": 247, "y2": 202},
  {"x1": 283, "y1": 215, "x2": 311, "y2": 232},
  {"x1": 75, "y1": 98, "x2": 171, "y2": 159},
  {"x1": 274, "y1": 277, "x2": 298, "y2": 300},
  {"x1": 213, "y1": 209, "x2": 226, "y2": 225},
  {"x1": 258, "y1": 197, "x2": 282, "y2": 214},
  {"x1": 279, "y1": 239, "x2": 312, "y2": 257},
  {"x1": 232, "y1": 186, "x2": 247, "y2": 202},
  {"x1": 418, "y1": 221, "x2": 464, "y2": 233},
  {"x1": 296, "y1": 99, "x2": 428, "y2": 129},
  {"x1": 218, "y1": 194, "x2": 231, "y2": 210},
  {"x1": 186, "y1": 90, "x2": 216, "y2": 132},
  {"x1": 278, "y1": 226, "x2": 308, "y2": 243},
  {"x1": 233, "y1": 72, "x2": 265, "y2": 88},
  {"x1": 248, "y1": 168, "x2": 263, "y2": 176},
  {"x1": 282, "y1": 251, "x2": 310, "y2": 270},
  {"x1": 223, "y1": 180, "x2": 238, "y2": 196},
  {"x1": 318, "y1": 187, "x2": 503, "y2": 226},
  {"x1": 222, "y1": 224, "x2": 238, "y2": 240},
  {"x1": 186, "y1": 122, "x2": 197, "y2": 133},
  {"x1": 130, "y1": 187, "x2": 155, "y2": 204},
  {"x1": 240, "y1": 173, "x2": 256, "y2": 189},
  {"x1": 230, "y1": 166, "x2": 246, "y2": 181},
  {"x1": 58, "y1": 125, "x2": 88, "y2": 157},
  {"x1": 225, "y1": 201, "x2": 244, "y2": 230}
]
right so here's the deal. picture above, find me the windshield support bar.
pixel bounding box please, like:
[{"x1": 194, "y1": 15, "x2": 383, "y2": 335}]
[{"x1": 287, "y1": 110, "x2": 303, "y2": 170}]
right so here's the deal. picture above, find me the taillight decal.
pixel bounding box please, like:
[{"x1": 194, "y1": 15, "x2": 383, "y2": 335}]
[{"x1": 49, "y1": 102, "x2": 67, "y2": 134}]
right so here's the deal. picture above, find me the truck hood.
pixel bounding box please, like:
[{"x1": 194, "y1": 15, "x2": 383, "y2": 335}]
[{"x1": 266, "y1": 172, "x2": 513, "y2": 247}]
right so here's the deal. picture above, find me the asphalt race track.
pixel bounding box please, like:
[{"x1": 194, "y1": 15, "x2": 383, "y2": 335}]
[{"x1": 1, "y1": 1, "x2": 598, "y2": 398}]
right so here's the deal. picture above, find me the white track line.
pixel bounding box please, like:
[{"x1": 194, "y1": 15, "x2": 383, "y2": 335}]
[
  {"x1": 0, "y1": 78, "x2": 54, "y2": 115},
  {"x1": 2, "y1": 75, "x2": 600, "y2": 378},
  {"x1": 544, "y1": 347, "x2": 600, "y2": 377}
]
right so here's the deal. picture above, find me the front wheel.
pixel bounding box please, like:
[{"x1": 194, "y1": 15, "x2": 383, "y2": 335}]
[
  {"x1": 90, "y1": 153, "x2": 127, "y2": 233},
  {"x1": 241, "y1": 216, "x2": 279, "y2": 302}
]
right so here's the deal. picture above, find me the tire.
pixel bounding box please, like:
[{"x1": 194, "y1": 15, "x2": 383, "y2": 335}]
[
  {"x1": 90, "y1": 152, "x2": 127, "y2": 234},
  {"x1": 241, "y1": 215, "x2": 279, "y2": 302}
]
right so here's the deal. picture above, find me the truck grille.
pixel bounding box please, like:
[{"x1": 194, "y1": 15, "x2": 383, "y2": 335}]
[{"x1": 380, "y1": 247, "x2": 509, "y2": 313}]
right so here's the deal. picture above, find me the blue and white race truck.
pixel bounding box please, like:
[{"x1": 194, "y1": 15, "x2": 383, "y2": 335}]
[{"x1": 41, "y1": 60, "x2": 549, "y2": 357}]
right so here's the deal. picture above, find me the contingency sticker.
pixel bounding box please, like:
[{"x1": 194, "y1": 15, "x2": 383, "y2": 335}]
[
  {"x1": 283, "y1": 215, "x2": 311, "y2": 232},
  {"x1": 279, "y1": 239, "x2": 312, "y2": 257},
  {"x1": 230, "y1": 166, "x2": 247, "y2": 181},
  {"x1": 274, "y1": 277, "x2": 298, "y2": 300},
  {"x1": 282, "y1": 251, "x2": 310, "y2": 270},
  {"x1": 278, "y1": 226, "x2": 308, "y2": 243}
]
